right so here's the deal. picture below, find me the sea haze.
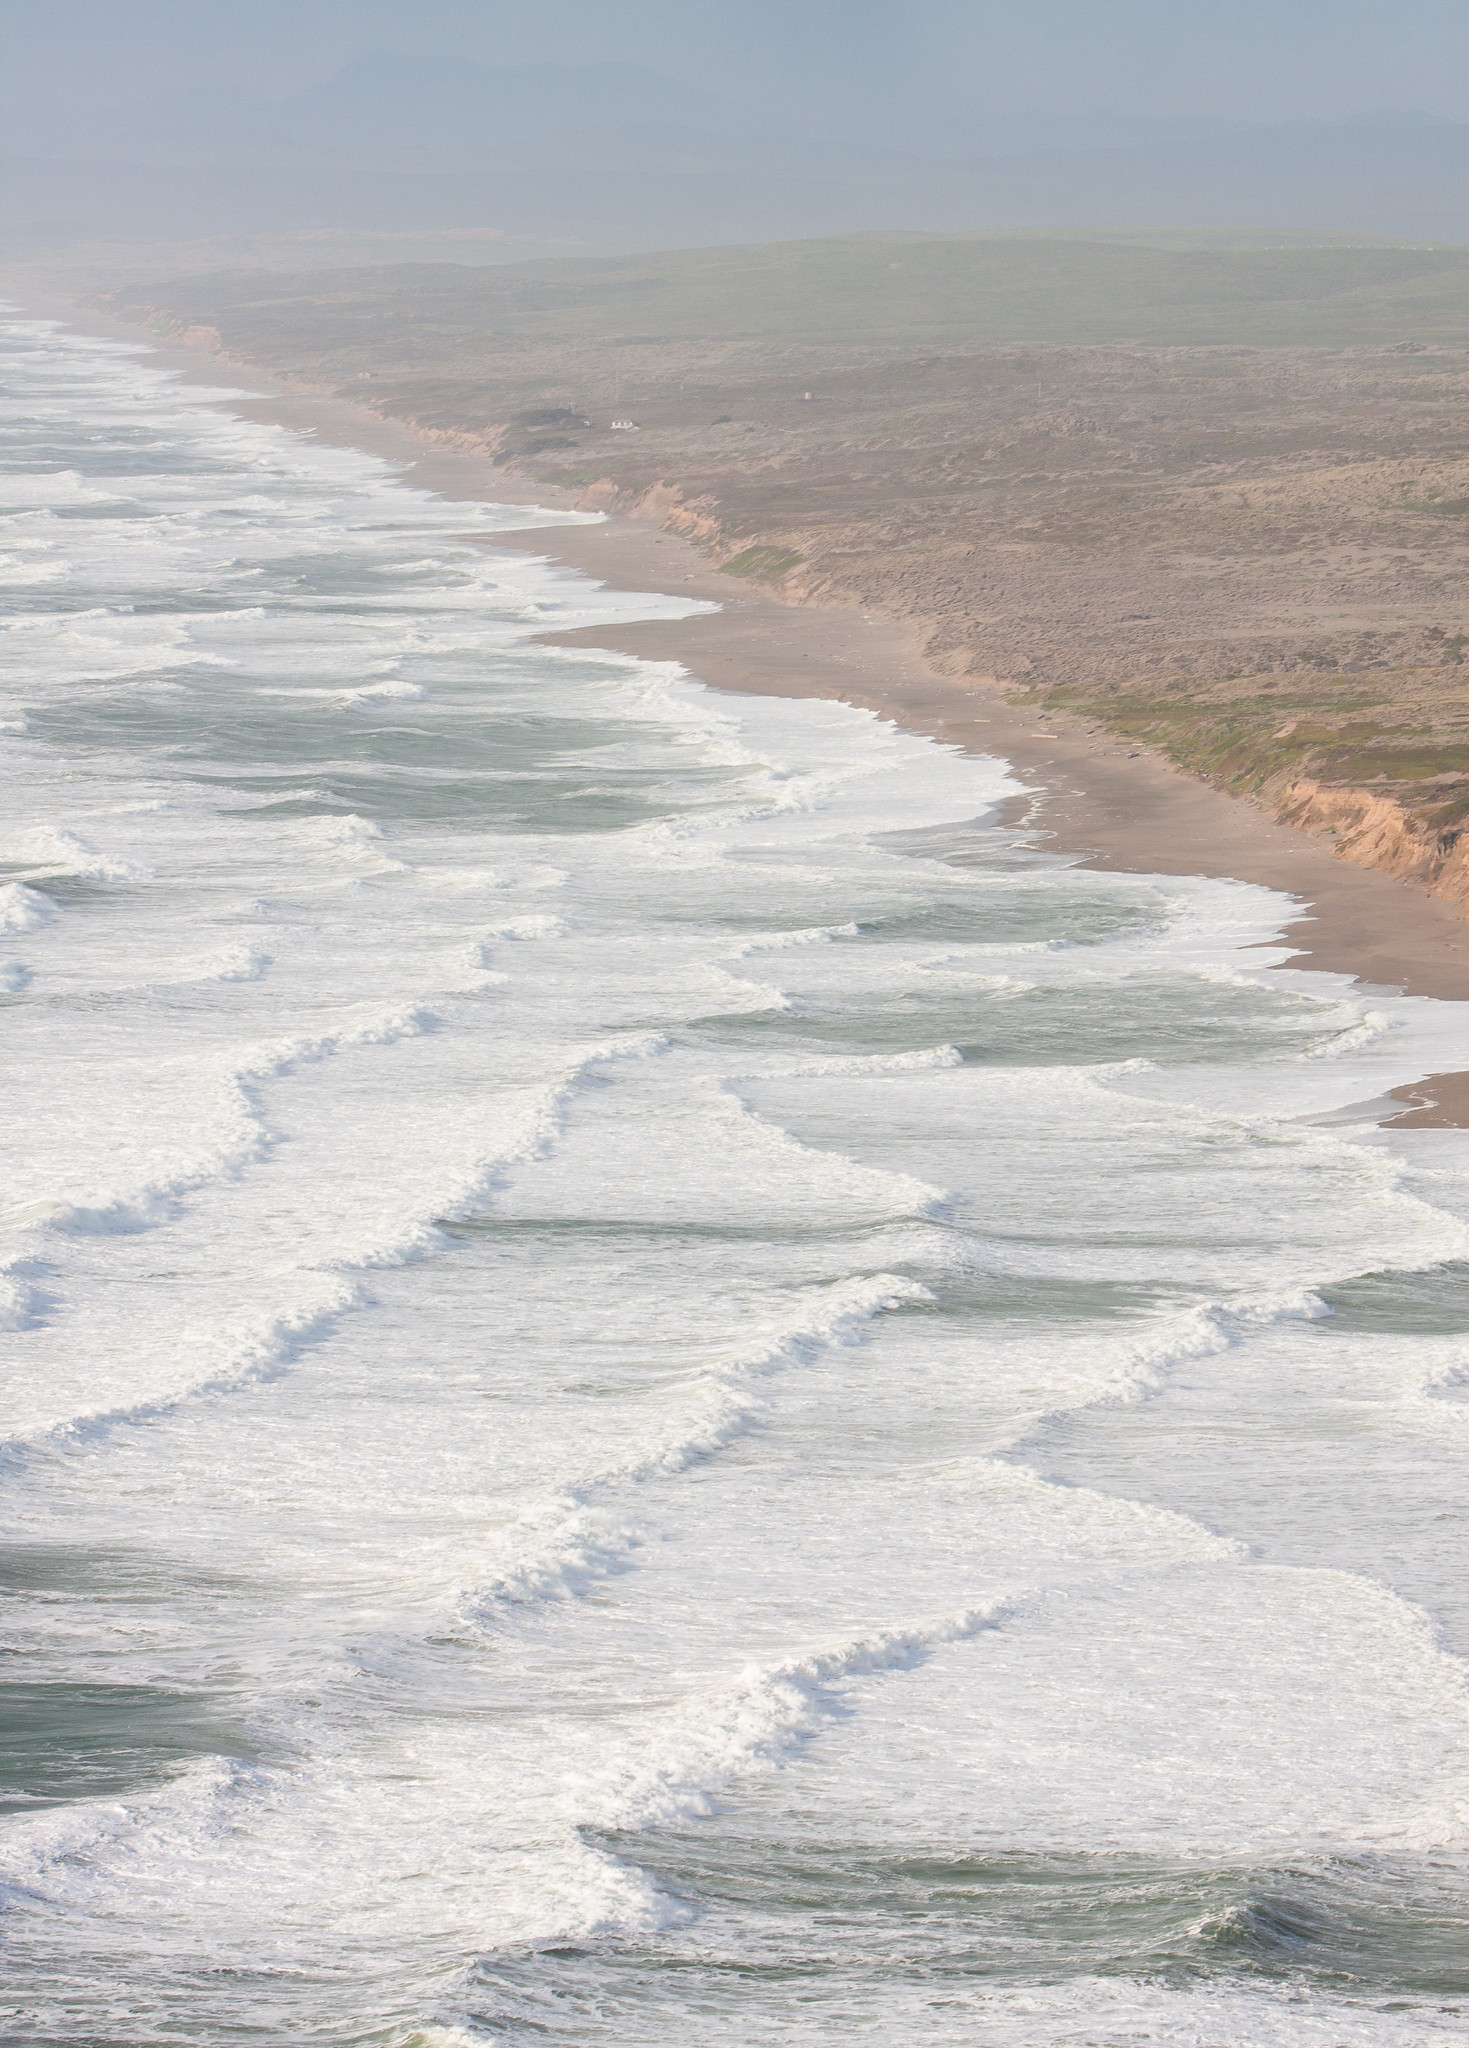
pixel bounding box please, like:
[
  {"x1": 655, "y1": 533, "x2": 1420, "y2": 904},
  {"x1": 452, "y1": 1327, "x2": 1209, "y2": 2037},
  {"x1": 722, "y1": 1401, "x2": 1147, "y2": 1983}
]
[
  {"x1": 4, "y1": 54, "x2": 1468, "y2": 252},
  {"x1": 4, "y1": 315, "x2": 1469, "y2": 2045}
]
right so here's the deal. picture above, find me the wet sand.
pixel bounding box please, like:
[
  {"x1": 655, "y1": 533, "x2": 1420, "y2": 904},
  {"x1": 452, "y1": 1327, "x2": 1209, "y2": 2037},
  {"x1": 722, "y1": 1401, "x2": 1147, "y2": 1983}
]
[
  {"x1": 1381, "y1": 1072, "x2": 1469, "y2": 1129},
  {"x1": 12, "y1": 289, "x2": 1469, "y2": 1118}
]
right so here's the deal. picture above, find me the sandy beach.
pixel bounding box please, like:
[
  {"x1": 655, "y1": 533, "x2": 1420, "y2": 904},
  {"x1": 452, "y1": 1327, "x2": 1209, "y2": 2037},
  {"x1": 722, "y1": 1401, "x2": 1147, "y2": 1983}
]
[{"x1": 15, "y1": 290, "x2": 1469, "y2": 1066}]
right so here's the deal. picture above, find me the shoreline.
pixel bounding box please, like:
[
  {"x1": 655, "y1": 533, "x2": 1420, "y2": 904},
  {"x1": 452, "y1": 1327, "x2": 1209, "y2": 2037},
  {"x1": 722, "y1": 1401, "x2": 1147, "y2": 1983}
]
[{"x1": 12, "y1": 288, "x2": 1469, "y2": 1114}]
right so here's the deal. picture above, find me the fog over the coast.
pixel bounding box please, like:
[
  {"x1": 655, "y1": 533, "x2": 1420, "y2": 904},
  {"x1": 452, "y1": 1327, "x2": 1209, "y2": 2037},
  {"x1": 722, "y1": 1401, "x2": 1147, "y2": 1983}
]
[{"x1": 3, "y1": 0, "x2": 1467, "y2": 261}]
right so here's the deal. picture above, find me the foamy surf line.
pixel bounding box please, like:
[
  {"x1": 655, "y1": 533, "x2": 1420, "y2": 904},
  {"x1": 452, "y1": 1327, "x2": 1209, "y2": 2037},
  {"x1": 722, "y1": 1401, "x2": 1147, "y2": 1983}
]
[{"x1": 5, "y1": 310, "x2": 1469, "y2": 2048}]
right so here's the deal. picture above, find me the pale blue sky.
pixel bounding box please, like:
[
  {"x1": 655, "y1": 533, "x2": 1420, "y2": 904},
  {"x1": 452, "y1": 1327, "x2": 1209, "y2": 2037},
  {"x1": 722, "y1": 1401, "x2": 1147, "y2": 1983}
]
[
  {"x1": 5, "y1": 0, "x2": 1467, "y2": 126},
  {"x1": 4, "y1": 2, "x2": 1465, "y2": 250}
]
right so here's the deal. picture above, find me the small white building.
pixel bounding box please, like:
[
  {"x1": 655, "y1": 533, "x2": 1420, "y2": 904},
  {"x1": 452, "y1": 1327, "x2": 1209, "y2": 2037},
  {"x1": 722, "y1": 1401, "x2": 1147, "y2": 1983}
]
[{"x1": 609, "y1": 419, "x2": 640, "y2": 431}]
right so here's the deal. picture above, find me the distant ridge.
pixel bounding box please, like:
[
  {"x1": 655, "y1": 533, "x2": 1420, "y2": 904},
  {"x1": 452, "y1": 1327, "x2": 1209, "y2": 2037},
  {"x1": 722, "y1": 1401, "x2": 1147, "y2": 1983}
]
[{"x1": 99, "y1": 231, "x2": 1469, "y2": 351}]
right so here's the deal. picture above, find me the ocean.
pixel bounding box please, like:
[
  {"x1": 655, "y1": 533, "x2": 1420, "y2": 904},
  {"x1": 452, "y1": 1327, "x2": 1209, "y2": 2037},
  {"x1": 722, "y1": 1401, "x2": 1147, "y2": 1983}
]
[{"x1": 4, "y1": 311, "x2": 1469, "y2": 2046}]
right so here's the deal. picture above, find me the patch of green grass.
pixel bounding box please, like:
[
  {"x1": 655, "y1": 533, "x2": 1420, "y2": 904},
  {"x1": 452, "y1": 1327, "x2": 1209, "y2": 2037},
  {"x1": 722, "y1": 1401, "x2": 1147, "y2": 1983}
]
[
  {"x1": 1421, "y1": 792, "x2": 1469, "y2": 831},
  {"x1": 514, "y1": 407, "x2": 590, "y2": 427},
  {"x1": 720, "y1": 544, "x2": 804, "y2": 580},
  {"x1": 1039, "y1": 674, "x2": 1469, "y2": 806},
  {"x1": 1327, "y1": 744, "x2": 1469, "y2": 782}
]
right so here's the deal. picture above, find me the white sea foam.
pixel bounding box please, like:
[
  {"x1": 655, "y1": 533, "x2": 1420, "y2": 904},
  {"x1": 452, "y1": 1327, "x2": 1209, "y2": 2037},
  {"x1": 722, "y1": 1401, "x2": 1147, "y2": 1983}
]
[
  {"x1": 0, "y1": 881, "x2": 56, "y2": 931},
  {"x1": 571, "y1": 1603, "x2": 1013, "y2": 1830},
  {"x1": 459, "y1": 1270, "x2": 934, "y2": 1620}
]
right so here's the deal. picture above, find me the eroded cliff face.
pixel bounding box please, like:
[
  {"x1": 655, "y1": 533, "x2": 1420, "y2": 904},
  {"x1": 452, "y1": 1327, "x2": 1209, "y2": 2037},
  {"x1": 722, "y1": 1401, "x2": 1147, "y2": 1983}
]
[
  {"x1": 363, "y1": 415, "x2": 506, "y2": 456},
  {"x1": 575, "y1": 476, "x2": 723, "y2": 545},
  {"x1": 1270, "y1": 776, "x2": 1469, "y2": 913}
]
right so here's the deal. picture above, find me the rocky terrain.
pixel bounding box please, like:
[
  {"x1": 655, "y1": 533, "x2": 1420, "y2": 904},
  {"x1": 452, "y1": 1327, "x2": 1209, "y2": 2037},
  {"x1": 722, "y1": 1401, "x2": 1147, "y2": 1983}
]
[{"x1": 94, "y1": 232, "x2": 1469, "y2": 907}]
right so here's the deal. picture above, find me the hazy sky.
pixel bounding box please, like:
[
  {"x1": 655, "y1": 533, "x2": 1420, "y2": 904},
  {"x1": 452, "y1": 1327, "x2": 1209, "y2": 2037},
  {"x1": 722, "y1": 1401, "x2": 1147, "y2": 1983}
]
[
  {"x1": 5, "y1": 1, "x2": 1466, "y2": 254},
  {"x1": 5, "y1": 0, "x2": 1467, "y2": 126}
]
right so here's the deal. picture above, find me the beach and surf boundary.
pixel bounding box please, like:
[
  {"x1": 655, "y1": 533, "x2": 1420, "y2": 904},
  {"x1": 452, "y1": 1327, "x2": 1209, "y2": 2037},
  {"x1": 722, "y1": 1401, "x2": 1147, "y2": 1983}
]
[{"x1": 12, "y1": 290, "x2": 1469, "y2": 1121}]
